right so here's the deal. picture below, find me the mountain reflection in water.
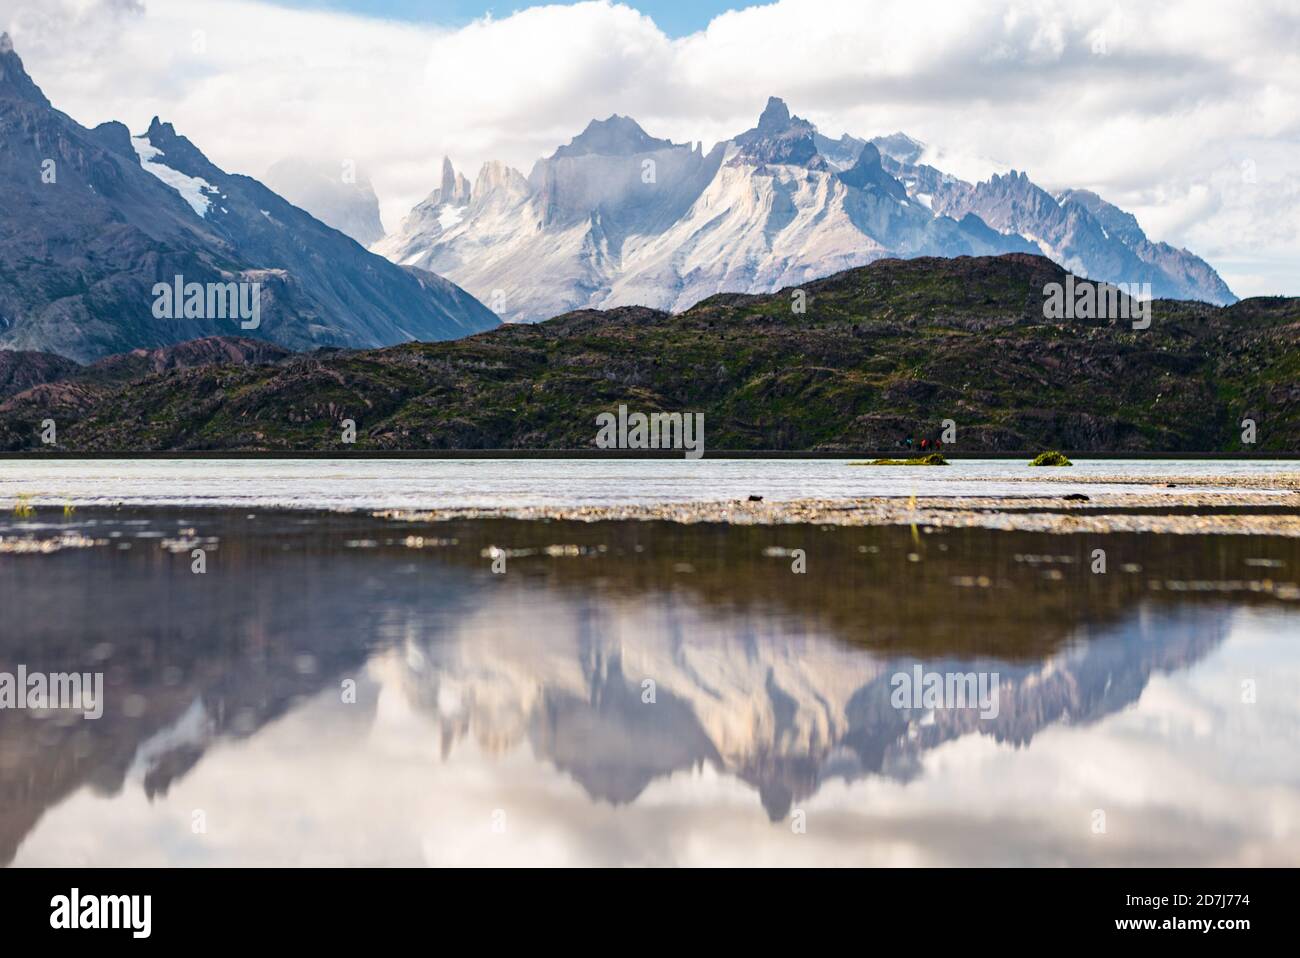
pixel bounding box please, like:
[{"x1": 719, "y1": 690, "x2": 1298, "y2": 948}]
[{"x1": 2, "y1": 510, "x2": 1298, "y2": 866}]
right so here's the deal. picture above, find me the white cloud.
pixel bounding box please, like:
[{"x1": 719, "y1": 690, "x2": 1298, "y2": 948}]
[{"x1": 7, "y1": 0, "x2": 1299, "y2": 295}]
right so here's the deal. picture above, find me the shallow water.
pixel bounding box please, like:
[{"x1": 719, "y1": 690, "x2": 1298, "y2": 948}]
[
  {"x1": 2, "y1": 507, "x2": 1298, "y2": 866},
  {"x1": 0, "y1": 458, "x2": 1291, "y2": 512}
]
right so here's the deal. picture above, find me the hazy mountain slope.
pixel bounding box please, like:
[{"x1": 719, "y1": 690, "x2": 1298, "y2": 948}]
[
  {"x1": 0, "y1": 34, "x2": 497, "y2": 362},
  {"x1": 876, "y1": 149, "x2": 1236, "y2": 305},
  {"x1": 1055, "y1": 188, "x2": 1235, "y2": 304},
  {"x1": 3, "y1": 254, "x2": 1294, "y2": 452},
  {"x1": 263, "y1": 157, "x2": 387, "y2": 246}
]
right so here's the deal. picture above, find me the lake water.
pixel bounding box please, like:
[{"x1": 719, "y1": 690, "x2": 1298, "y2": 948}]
[
  {"x1": 2, "y1": 504, "x2": 1298, "y2": 866},
  {"x1": 0, "y1": 458, "x2": 1292, "y2": 512}
]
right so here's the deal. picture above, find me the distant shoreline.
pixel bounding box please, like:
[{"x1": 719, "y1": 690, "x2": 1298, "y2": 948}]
[
  {"x1": 5, "y1": 494, "x2": 1299, "y2": 540},
  {"x1": 2, "y1": 451, "x2": 1298, "y2": 461},
  {"x1": 5, "y1": 483, "x2": 1299, "y2": 539}
]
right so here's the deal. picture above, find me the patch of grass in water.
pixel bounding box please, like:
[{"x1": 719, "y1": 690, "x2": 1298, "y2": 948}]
[
  {"x1": 851, "y1": 453, "x2": 949, "y2": 466},
  {"x1": 1030, "y1": 450, "x2": 1072, "y2": 467}
]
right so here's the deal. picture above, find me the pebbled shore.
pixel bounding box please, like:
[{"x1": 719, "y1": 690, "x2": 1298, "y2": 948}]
[{"x1": 376, "y1": 472, "x2": 1300, "y2": 536}]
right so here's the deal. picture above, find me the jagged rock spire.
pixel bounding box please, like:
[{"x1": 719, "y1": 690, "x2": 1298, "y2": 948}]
[
  {"x1": 756, "y1": 96, "x2": 791, "y2": 130},
  {"x1": 437, "y1": 157, "x2": 471, "y2": 205}
]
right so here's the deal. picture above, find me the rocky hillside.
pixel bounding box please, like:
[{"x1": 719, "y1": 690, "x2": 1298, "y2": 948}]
[
  {"x1": 0, "y1": 349, "x2": 80, "y2": 399},
  {"x1": 0, "y1": 254, "x2": 1295, "y2": 452},
  {"x1": 82, "y1": 336, "x2": 293, "y2": 384}
]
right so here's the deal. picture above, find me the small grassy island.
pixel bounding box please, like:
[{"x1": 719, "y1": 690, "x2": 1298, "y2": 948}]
[
  {"x1": 1030, "y1": 451, "x2": 1073, "y2": 466},
  {"x1": 852, "y1": 453, "x2": 950, "y2": 466}
]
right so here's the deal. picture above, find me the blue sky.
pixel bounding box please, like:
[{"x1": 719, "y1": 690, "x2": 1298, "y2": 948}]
[{"x1": 267, "y1": 0, "x2": 743, "y2": 37}]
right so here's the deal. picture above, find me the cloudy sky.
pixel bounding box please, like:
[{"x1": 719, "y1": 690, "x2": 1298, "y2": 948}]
[{"x1": 6, "y1": 0, "x2": 1299, "y2": 296}]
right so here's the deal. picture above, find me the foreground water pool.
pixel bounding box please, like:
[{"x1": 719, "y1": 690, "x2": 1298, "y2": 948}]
[{"x1": 2, "y1": 507, "x2": 1297, "y2": 866}]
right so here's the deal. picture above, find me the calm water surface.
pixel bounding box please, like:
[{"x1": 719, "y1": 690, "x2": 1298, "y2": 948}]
[
  {"x1": 0, "y1": 458, "x2": 1292, "y2": 511},
  {"x1": 2, "y1": 505, "x2": 1298, "y2": 866}
]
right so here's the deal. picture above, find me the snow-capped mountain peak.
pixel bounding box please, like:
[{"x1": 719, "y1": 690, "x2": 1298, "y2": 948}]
[{"x1": 370, "y1": 97, "x2": 1236, "y2": 322}]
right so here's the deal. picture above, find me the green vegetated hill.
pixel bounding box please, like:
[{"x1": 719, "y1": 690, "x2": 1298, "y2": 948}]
[{"x1": 1, "y1": 254, "x2": 1296, "y2": 452}]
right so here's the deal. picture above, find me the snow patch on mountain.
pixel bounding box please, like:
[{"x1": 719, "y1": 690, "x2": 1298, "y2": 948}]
[
  {"x1": 438, "y1": 205, "x2": 465, "y2": 230},
  {"x1": 130, "y1": 135, "x2": 215, "y2": 217}
]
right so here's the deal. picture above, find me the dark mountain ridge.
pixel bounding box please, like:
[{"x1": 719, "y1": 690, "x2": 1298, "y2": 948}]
[{"x1": 1, "y1": 254, "x2": 1294, "y2": 453}]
